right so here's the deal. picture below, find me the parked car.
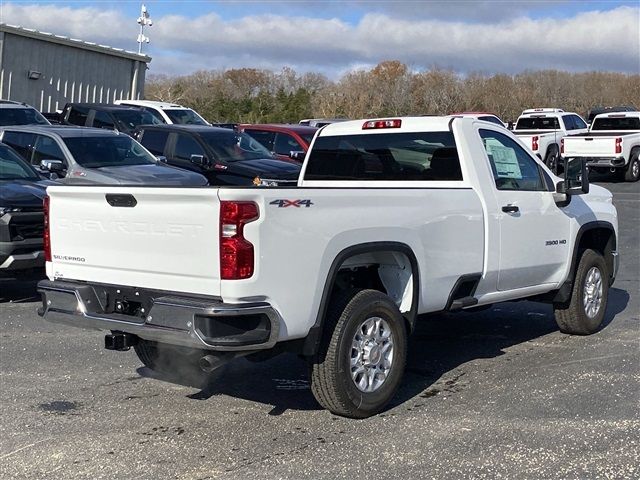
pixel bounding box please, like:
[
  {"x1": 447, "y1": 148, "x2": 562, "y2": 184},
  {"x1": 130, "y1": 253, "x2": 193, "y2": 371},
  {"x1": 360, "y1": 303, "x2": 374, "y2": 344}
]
[
  {"x1": 39, "y1": 116, "x2": 617, "y2": 418},
  {"x1": 238, "y1": 124, "x2": 318, "y2": 162},
  {"x1": 585, "y1": 105, "x2": 636, "y2": 125},
  {"x1": 0, "y1": 100, "x2": 51, "y2": 126},
  {"x1": 513, "y1": 108, "x2": 589, "y2": 173},
  {"x1": 114, "y1": 100, "x2": 210, "y2": 126},
  {"x1": 0, "y1": 142, "x2": 56, "y2": 275},
  {"x1": 299, "y1": 118, "x2": 349, "y2": 127},
  {"x1": 0, "y1": 126, "x2": 208, "y2": 186},
  {"x1": 134, "y1": 125, "x2": 300, "y2": 186},
  {"x1": 561, "y1": 111, "x2": 640, "y2": 182},
  {"x1": 451, "y1": 112, "x2": 507, "y2": 127},
  {"x1": 60, "y1": 103, "x2": 162, "y2": 135}
]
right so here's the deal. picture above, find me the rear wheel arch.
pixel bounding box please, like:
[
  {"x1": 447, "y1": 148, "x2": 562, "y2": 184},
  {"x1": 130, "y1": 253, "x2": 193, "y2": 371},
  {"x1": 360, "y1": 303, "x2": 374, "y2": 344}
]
[{"x1": 302, "y1": 242, "x2": 420, "y2": 356}]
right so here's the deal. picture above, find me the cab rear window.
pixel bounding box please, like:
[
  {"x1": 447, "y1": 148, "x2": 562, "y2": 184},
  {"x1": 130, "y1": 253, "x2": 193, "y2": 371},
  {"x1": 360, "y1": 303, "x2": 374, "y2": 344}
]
[
  {"x1": 591, "y1": 117, "x2": 640, "y2": 130},
  {"x1": 304, "y1": 132, "x2": 461, "y2": 181}
]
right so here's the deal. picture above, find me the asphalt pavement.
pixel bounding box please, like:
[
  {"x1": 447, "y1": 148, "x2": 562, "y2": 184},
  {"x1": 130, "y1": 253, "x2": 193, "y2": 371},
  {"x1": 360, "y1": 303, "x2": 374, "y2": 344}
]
[{"x1": 1, "y1": 175, "x2": 638, "y2": 479}]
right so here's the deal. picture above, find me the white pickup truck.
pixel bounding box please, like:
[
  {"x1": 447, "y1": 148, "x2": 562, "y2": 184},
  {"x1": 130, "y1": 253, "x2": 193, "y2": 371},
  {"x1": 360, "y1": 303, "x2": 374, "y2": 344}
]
[
  {"x1": 38, "y1": 116, "x2": 619, "y2": 418},
  {"x1": 561, "y1": 111, "x2": 640, "y2": 182},
  {"x1": 514, "y1": 109, "x2": 589, "y2": 173}
]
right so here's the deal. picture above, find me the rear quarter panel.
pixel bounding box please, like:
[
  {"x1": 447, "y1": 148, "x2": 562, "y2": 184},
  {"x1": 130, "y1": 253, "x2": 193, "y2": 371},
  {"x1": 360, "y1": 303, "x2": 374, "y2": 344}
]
[{"x1": 218, "y1": 187, "x2": 484, "y2": 340}]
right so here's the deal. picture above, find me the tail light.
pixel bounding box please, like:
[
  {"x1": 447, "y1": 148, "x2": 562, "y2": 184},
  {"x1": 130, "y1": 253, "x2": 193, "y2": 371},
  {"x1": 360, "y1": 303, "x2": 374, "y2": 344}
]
[
  {"x1": 615, "y1": 137, "x2": 622, "y2": 154},
  {"x1": 363, "y1": 119, "x2": 402, "y2": 129},
  {"x1": 532, "y1": 136, "x2": 539, "y2": 151},
  {"x1": 220, "y1": 201, "x2": 259, "y2": 280},
  {"x1": 43, "y1": 196, "x2": 51, "y2": 262},
  {"x1": 560, "y1": 138, "x2": 564, "y2": 155}
]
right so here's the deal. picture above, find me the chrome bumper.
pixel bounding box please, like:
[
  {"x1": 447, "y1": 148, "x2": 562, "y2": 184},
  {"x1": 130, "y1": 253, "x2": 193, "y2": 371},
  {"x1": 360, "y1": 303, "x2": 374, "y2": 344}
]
[
  {"x1": 585, "y1": 157, "x2": 627, "y2": 168},
  {"x1": 37, "y1": 280, "x2": 281, "y2": 352}
]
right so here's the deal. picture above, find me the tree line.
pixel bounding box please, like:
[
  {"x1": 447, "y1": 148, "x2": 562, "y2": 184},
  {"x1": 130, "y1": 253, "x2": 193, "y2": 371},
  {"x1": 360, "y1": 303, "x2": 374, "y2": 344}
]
[{"x1": 145, "y1": 61, "x2": 640, "y2": 124}]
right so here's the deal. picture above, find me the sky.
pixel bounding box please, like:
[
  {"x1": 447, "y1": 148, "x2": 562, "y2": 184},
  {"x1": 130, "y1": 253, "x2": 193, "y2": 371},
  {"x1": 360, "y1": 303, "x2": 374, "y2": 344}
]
[{"x1": 1, "y1": 1, "x2": 639, "y2": 78}]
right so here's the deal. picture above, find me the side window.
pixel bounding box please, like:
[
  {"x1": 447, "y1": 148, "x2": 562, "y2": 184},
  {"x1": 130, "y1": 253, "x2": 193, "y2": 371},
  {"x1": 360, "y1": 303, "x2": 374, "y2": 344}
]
[
  {"x1": 139, "y1": 130, "x2": 170, "y2": 155},
  {"x1": 1, "y1": 131, "x2": 35, "y2": 161},
  {"x1": 572, "y1": 115, "x2": 587, "y2": 130},
  {"x1": 274, "y1": 133, "x2": 303, "y2": 155},
  {"x1": 32, "y1": 135, "x2": 66, "y2": 166},
  {"x1": 479, "y1": 129, "x2": 546, "y2": 191},
  {"x1": 245, "y1": 130, "x2": 275, "y2": 152},
  {"x1": 67, "y1": 106, "x2": 90, "y2": 126},
  {"x1": 143, "y1": 107, "x2": 166, "y2": 124},
  {"x1": 173, "y1": 134, "x2": 205, "y2": 161},
  {"x1": 479, "y1": 116, "x2": 504, "y2": 126},
  {"x1": 92, "y1": 110, "x2": 115, "y2": 129},
  {"x1": 562, "y1": 115, "x2": 575, "y2": 130}
]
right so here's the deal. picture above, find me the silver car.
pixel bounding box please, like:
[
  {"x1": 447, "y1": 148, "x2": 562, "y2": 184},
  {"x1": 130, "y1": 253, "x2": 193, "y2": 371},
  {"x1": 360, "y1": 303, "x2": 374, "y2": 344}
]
[{"x1": 0, "y1": 125, "x2": 208, "y2": 186}]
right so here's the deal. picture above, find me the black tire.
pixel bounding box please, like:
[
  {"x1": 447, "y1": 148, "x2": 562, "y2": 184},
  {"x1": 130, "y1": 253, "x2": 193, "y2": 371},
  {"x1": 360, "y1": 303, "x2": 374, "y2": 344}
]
[
  {"x1": 309, "y1": 289, "x2": 408, "y2": 418},
  {"x1": 545, "y1": 145, "x2": 560, "y2": 174},
  {"x1": 624, "y1": 150, "x2": 640, "y2": 182},
  {"x1": 554, "y1": 249, "x2": 609, "y2": 335}
]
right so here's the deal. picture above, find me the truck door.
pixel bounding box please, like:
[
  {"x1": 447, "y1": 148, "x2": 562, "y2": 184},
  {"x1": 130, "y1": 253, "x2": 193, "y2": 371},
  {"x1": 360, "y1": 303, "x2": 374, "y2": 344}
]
[{"x1": 478, "y1": 128, "x2": 571, "y2": 291}]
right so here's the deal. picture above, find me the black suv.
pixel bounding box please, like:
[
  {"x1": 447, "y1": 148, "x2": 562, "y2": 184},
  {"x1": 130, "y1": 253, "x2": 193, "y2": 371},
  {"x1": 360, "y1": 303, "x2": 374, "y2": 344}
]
[
  {"x1": 134, "y1": 125, "x2": 300, "y2": 186},
  {"x1": 0, "y1": 100, "x2": 51, "y2": 127},
  {"x1": 61, "y1": 103, "x2": 162, "y2": 135}
]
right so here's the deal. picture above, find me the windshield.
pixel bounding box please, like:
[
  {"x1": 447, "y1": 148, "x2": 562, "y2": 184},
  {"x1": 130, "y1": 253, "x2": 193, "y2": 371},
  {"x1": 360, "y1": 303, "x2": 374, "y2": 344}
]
[
  {"x1": 200, "y1": 131, "x2": 274, "y2": 162},
  {"x1": 515, "y1": 117, "x2": 560, "y2": 130},
  {"x1": 591, "y1": 116, "x2": 640, "y2": 131},
  {"x1": 0, "y1": 144, "x2": 40, "y2": 180},
  {"x1": 165, "y1": 109, "x2": 207, "y2": 125},
  {"x1": 0, "y1": 107, "x2": 50, "y2": 126},
  {"x1": 111, "y1": 110, "x2": 162, "y2": 132},
  {"x1": 63, "y1": 135, "x2": 157, "y2": 168}
]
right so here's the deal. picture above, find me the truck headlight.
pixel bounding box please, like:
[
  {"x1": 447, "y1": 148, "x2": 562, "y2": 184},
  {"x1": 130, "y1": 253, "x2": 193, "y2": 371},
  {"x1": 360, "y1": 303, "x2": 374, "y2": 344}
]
[
  {"x1": 0, "y1": 207, "x2": 21, "y2": 218},
  {"x1": 253, "y1": 176, "x2": 279, "y2": 187}
]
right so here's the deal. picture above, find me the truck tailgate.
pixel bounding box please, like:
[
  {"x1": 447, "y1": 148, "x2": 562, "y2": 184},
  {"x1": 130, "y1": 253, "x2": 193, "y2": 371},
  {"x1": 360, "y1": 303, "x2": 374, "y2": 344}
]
[
  {"x1": 563, "y1": 136, "x2": 616, "y2": 157},
  {"x1": 47, "y1": 186, "x2": 221, "y2": 296}
]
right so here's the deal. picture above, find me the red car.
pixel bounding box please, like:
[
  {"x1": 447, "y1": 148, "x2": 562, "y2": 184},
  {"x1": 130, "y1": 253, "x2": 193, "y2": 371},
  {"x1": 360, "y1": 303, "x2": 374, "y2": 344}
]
[{"x1": 239, "y1": 124, "x2": 318, "y2": 162}]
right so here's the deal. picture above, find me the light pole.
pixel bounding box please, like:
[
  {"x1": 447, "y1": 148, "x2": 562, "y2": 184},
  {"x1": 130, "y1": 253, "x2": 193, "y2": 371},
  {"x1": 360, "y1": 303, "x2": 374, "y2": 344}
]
[{"x1": 137, "y1": 4, "x2": 153, "y2": 55}]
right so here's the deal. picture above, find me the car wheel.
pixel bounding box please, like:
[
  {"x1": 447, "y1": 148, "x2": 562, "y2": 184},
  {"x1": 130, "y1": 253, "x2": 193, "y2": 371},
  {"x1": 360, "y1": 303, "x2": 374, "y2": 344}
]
[
  {"x1": 554, "y1": 249, "x2": 609, "y2": 335},
  {"x1": 545, "y1": 145, "x2": 560, "y2": 174},
  {"x1": 624, "y1": 151, "x2": 640, "y2": 182},
  {"x1": 309, "y1": 289, "x2": 408, "y2": 418}
]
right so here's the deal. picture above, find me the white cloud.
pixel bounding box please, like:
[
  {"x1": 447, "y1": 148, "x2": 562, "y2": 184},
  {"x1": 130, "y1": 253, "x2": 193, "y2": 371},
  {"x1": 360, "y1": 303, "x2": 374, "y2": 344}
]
[{"x1": 2, "y1": 3, "x2": 638, "y2": 76}]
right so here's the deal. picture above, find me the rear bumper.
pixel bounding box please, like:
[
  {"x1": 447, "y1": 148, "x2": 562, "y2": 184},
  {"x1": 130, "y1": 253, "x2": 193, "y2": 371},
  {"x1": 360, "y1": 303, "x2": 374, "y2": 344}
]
[
  {"x1": 37, "y1": 280, "x2": 281, "y2": 352},
  {"x1": 579, "y1": 157, "x2": 627, "y2": 168}
]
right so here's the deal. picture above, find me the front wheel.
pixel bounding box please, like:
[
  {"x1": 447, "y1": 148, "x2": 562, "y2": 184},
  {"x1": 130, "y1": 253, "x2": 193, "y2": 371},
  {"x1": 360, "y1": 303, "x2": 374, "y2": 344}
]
[
  {"x1": 309, "y1": 289, "x2": 408, "y2": 418},
  {"x1": 624, "y1": 151, "x2": 640, "y2": 182},
  {"x1": 554, "y1": 249, "x2": 609, "y2": 335}
]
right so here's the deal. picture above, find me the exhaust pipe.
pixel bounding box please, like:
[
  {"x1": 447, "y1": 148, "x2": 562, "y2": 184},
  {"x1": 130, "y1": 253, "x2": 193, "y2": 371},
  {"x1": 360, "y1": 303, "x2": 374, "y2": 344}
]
[{"x1": 199, "y1": 354, "x2": 224, "y2": 373}]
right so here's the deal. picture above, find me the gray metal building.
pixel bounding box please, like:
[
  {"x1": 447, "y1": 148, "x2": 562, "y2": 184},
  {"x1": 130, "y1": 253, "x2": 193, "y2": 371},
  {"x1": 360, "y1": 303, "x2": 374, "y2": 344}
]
[{"x1": 0, "y1": 23, "x2": 151, "y2": 113}]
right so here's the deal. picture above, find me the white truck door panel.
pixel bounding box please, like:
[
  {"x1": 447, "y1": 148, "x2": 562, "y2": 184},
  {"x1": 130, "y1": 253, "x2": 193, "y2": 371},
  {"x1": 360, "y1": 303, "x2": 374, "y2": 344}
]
[
  {"x1": 47, "y1": 186, "x2": 221, "y2": 296},
  {"x1": 478, "y1": 128, "x2": 570, "y2": 290}
]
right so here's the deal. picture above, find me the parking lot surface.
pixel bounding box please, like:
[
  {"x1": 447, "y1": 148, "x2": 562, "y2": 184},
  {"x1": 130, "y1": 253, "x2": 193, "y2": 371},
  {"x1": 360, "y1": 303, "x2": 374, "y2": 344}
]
[{"x1": 1, "y1": 175, "x2": 638, "y2": 479}]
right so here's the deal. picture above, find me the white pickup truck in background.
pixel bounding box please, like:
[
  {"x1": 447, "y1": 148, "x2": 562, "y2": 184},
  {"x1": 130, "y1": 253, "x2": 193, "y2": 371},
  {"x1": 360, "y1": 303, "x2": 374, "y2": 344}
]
[
  {"x1": 38, "y1": 116, "x2": 619, "y2": 418},
  {"x1": 514, "y1": 108, "x2": 589, "y2": 173},
  {"x1": 561, "y1": 111, "x2": 640, "y2": 182}
]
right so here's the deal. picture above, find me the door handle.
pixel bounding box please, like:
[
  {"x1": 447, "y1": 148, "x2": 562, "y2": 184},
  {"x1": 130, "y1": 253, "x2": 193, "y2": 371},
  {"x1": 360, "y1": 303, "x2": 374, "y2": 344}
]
[{"x1": 502, "y1": 204, "x2": 519, "y2": 213}]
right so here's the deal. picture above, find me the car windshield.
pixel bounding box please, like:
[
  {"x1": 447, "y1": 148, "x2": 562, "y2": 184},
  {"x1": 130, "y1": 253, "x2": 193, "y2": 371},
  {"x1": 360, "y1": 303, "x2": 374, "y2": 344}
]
[
  {"x1": 515, "y1": 117, "x2": 560, "y2": 130},
  {"x1": 0, "y1": 107, "x2": 50, "y2": 126},
  {"x1": 63, "y1": 135, "x2": 157, "y2": 168},
  {"x1": 111, "y1": 110, "x2": 161, "y2": 132},
  {"x1": 591, "y1": 117, "x2": 640, "y2": 130},
  {"x1": 200, "y1": 131, "x2": 274, "y2": 162},
  {"x1": 300, "y1": 133, "x2": 315, "y2": 145},
  {"x1": 0, "y1": 144, "x2": 40, "y2": 180},
  {"x1": 164, "y1": 109, "x2": 207, "y2": 125}
]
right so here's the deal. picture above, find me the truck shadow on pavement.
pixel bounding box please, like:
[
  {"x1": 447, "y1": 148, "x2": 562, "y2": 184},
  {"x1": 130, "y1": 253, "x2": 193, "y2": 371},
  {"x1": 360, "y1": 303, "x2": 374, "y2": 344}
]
[
  {"x1": 143, "y1": 287, "x2": 627, "y2": 416},
  {"x1": 0, "y1": 276, "x2": 42, "y2": 303}
]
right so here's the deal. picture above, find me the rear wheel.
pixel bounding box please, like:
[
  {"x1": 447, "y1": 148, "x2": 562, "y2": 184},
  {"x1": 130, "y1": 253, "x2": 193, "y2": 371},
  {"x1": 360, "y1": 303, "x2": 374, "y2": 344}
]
[
  {"x1": 624, "y1": 151, "x2": 640, "y2": 182},
  {"x1": 554, "y1": 249, "x2": 609, "y2": 335},
  {"x1": 309, "y1": 289, "x2": 408, "y2": 418},
  {"x1": 545, "y1": 145, "x2": 560, "y2": 174}
]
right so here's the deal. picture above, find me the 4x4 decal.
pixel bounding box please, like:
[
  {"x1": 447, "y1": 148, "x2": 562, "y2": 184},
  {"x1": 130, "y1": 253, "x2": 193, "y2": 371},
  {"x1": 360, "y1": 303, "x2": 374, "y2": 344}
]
[{"x1": 269, "y1": 199, "x2": 314, "y2": 208}]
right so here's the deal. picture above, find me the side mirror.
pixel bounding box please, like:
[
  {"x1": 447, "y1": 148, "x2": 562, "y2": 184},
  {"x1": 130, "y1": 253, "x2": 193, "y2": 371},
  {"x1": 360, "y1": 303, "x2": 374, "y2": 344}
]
[
  {"x1": 563, "y1": 157, "x2": 589, "y2": 195},
  {"x1": 289, "y1": 151, "x2": 306, "y2": 162},
  {"x1": 40, "y1": 159, "x2": 65, "y2": 173},
  {"x1": 190, "y1": 154, "x2": 210, "y2": 167},
  {"x1": 156, "y1": 155, "x2": 167, "y2": 163}
]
